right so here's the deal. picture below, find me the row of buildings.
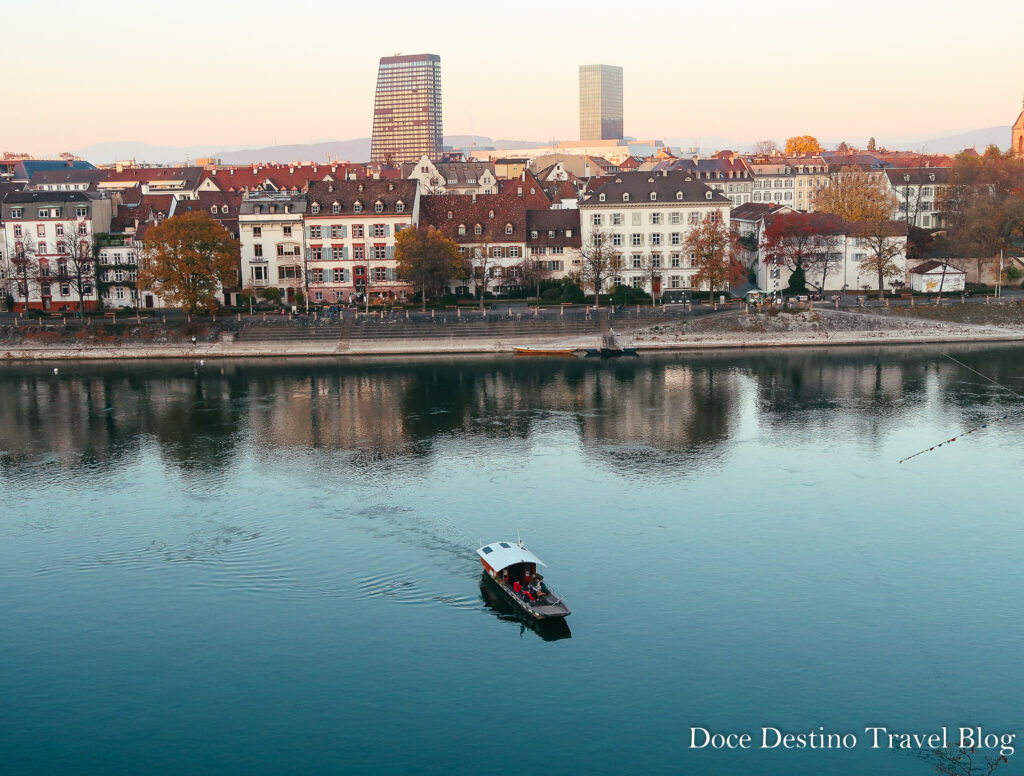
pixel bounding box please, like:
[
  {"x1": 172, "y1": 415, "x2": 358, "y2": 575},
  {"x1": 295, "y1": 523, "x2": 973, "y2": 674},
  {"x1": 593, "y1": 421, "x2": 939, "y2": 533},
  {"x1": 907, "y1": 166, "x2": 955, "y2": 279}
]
[{"x1": 1, "y1": 139, "x2": 974, "y2": 312}]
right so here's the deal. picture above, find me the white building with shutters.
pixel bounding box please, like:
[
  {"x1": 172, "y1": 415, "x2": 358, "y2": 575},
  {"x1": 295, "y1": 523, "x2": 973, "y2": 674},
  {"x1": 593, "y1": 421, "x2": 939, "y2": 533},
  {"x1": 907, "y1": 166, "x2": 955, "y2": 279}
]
[
  {"x1": 578, "y1": 171, "x2": 732, "y2": 295},
  {"x1": 304, "y1": 180, "x2": 419, "y2": 304},
  {"x1": 239, "y1": 192, "x2": 307, "y2": 305}
]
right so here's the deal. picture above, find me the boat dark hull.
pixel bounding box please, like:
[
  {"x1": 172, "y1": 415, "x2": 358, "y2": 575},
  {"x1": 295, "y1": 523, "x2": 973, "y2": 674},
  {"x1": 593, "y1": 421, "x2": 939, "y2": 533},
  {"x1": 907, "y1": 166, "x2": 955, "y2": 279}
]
[
  {"x1": 479, "y1": 574, "x2": 572, "y2": 640},
  {"x1": 478, "y1": 568, "x2": 570, "y2": 620},
  {"x1": 584, "y1": 347, "x2": 639, "y2": 358}
]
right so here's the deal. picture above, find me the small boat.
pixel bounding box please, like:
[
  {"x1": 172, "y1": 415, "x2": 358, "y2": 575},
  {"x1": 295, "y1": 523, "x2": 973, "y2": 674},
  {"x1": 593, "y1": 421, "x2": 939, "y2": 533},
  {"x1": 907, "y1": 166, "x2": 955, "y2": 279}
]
[
  {"x1": 583, "y1": 329, "x2": 639, "y2": 358},
  {"x1": 478, "y1": 574, "x2": 572, "y2": 641},
  {"x1": 476, "y1": 539, "x2": 570, "y2": 620},
  {"x1": 513, "y1": 347, "x2": 578, "y2": 357}
]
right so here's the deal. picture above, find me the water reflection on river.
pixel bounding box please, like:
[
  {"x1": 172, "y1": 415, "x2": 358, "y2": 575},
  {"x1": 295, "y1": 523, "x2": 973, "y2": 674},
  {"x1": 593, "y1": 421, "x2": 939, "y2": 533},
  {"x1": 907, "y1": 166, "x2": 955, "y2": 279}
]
[{"x1": 0, "y1": 346, "x2": 1021, "y2": 776}]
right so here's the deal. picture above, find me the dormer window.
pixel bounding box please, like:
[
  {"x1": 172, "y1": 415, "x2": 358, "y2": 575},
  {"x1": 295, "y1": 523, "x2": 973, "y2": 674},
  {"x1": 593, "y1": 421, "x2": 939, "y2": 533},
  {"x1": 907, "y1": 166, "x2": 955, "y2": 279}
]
[
  {"x1": 505, "y1": 223, "x2": 513, "y2": 235},
  {"x1": 221, "y1": 205, "x2": 228, "y2": 214},
  {"x1": 311, "y1": 203, "x2": 320, "y2": 214},
  {"x1": 676, "y1": 191, "x2": 683, "y2": 200},
  {"x1": 447, "y1": 211, "x2": 453, "y2": 220},
  {"x1": 374, "y1": 201, "x2": 384, "y2": 213},
  {"x1": 599, "y1": 193, "x2": 606, "y2": 202},
  {"x1": 395, "y1": 201, "x2": 405, "y2": 213},
  {"x1": 531, "y1": 230, "x2": 539, "y2": 238},
  {"x1": 929, "y1": 174, "x2": 935, "y2": 182},
  {"x1": 705, "y1": 191, "x2": 713, "y2": 200},
  {"x1": 458, "y1": 224, "x2": 466, "y2": 235},
  {"x1": 332, "y1": 202, "x2": 340, "y2": 214},
  {"x1": 622, "y1": 193, "x2": 630, "y2": 202},
  {"x1": 210, "y1": 205, "x2": 217, "y2": 214},
  {"x1": 353, "y1": 201, "x2": 362, "y2": 213},
  {"x1": 650, "y1": 192, "x2": 657, "y2": 201},
  {"x1": 474, "y1": 224, "x2": 482, "y2": 235},
  {"x1": 488, "y1": 210, "x2": 494, "y2": 219}
]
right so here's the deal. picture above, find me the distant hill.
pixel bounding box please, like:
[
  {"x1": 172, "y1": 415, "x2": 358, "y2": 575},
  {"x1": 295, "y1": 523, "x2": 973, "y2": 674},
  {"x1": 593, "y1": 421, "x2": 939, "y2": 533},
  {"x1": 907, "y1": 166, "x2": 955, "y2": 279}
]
[
  {"x1": 74, "y1": 127, "x2": 1016, "y2": 167},
  {"x1": 901, "y1": 126, "x2": 1010, "y2": 154}
]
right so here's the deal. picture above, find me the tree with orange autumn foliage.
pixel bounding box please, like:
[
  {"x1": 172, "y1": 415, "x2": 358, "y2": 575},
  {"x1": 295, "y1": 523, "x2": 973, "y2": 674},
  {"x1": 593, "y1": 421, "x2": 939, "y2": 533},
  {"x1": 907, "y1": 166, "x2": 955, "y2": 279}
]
[
  {"x1": 683, "y1": 212, "x2": 731, "y2": 295},
  {"x1": 138, "y1": 211, "x2": 239, "y2": 313},
  {"x1": 784, "y1": 135, "x2": 823, "y2": 156}
]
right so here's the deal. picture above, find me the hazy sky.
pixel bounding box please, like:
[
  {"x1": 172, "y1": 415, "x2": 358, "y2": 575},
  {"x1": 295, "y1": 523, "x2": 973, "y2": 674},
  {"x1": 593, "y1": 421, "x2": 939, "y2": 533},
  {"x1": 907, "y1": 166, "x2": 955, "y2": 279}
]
[{"x1": 7, "y1": 0, "x2": 1024, "y2": 155}]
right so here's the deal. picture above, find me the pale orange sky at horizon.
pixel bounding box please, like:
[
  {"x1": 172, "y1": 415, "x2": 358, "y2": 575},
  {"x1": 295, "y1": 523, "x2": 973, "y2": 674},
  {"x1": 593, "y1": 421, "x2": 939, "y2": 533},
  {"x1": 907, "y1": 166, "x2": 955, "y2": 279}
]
[{"x1": 6, "y1": 0, "x2": 1024, "y2": 156}]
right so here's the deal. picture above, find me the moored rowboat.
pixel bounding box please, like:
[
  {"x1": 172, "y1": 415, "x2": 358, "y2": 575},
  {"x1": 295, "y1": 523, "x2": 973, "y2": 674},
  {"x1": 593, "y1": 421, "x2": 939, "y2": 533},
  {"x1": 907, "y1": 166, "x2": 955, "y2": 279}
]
[{"x1": 513, "y1": 347, "x2": 578, "y2": 357}]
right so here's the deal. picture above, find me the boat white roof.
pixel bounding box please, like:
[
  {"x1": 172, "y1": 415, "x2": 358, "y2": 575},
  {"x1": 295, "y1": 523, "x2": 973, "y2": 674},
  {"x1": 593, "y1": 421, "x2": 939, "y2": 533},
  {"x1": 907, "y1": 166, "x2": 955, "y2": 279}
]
[{"x1": 477, "y1": 541, "x2": 547, "y2": 572}]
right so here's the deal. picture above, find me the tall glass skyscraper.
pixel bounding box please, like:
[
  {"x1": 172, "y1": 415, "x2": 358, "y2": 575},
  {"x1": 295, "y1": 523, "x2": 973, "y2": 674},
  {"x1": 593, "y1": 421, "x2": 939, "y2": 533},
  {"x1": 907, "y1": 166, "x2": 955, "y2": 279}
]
[
  {"x1": 578, "y1": 64, "x2": 623, "y2": 141},
  {"x1": 370, "y1": 54, "x2": 443, "y2": 164}
]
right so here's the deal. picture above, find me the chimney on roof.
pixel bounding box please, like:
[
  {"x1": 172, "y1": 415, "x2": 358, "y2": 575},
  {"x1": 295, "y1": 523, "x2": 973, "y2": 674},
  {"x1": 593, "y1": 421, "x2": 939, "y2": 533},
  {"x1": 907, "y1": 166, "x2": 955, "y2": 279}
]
[{"x1": 471, "y1": 193, "x2": 476, "y2": 203}]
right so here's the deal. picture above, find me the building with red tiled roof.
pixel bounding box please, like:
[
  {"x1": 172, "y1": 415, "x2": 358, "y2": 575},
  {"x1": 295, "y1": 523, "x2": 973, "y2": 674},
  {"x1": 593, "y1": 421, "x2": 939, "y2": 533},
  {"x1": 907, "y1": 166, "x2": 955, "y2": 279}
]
[
  {"x1": 526, "y1": 209, "x2": 581, "y2": 278},
  {"x1": 303, "y1": 179, "x2": 419, "y2": 305},
  {"x1": 497, "y1": 170, "x2": 552, "y2": 210},
  {"x1": 420, "y1": 194, "x2": 528, "y2": 295}
]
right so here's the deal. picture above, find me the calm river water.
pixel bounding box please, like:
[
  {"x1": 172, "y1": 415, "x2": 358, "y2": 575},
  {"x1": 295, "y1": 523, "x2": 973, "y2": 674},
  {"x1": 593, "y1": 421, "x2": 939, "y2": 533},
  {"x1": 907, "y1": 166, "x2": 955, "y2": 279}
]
[{"x1": 1, "y1": 347, "x2": 1022, "y2": 776}]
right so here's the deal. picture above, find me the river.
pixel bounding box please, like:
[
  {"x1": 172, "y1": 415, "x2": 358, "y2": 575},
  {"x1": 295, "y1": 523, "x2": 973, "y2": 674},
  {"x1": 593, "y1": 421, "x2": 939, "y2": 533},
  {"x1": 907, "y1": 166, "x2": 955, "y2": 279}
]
[{"x1": 1, "y1": 346, "x2": 1021, "y2": 775}]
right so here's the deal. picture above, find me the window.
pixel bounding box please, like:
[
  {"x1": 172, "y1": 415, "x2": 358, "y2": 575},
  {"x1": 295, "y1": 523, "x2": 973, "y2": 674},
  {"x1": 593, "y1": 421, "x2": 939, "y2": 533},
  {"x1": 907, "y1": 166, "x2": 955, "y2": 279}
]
[
  {"x1": 670, "y1": 232, "x2": 681, "y2": 245},
  {"x1": 61, "y1": 283, "x2": 70, "y2": 296},
  {"x1": 14, "y1": 225, "x2": 22, "y2": 238},
  {"x1": 631, "y1": 276, "x2": 643, "y2": 288},
  {"x1": 395, "y1": 201, "x2": 405, "y2": 213},
  {"x1": 39, "y1": 242, "x2": 47, "y2": 254},
  {"x1": 371, "y1": 224, "x2": 385, "y2": 238},
  {"x1": 311, "y1": 268, "x2": 324, "y2": 283},
  {"x1": 509, "y1": 247, "x2": 520, "y2": 258},
  {"x1": 631, "y1": 233, "x2": 642, "y2": 247},
  {"x1": 592, "y1": 214, "x2": 603, "y2": 226},
  {"x1": 210, "y1": 205, "x2": 218, "y2": 214},
  {"x1": 373, "y1": 245, "x2": 387, "y2": 260},
  {"x1": 53, "y1": 208, "x2": 61, "y2": 218},
  {"x1": 632, "y1": 254, "x2": 642, "y2": 269},
  {"x1": 652, "y1": 254, "x2": 661, "y2": 268},
  {"x1": 670, "y1": 212, "x2": 681, "y2": 224},
  {"x1": 650, "y1": 192, "x2": 657, "y2": 201},
  {"x1": 490, "y1": 246, "x2": 502, "y2": 258},
  {"x1": 612, "y1": 234, "x2": 622, "y2": 246},
  {"x1": 310, "y1": 225, "x2": 322, "y2": 238},
  {"x1": 116, "y1": 287, "x2": 125, "y2": 300},
  {"x1": 651, "y1": 233, "x2": 662, "y2": 246},
  {"x1": 254, "y1": 244, "x2": 263, "y2": 258},
  {"x1": 332, "y1": 247, "x2": 344, "y2": 260},
  {"x1": 10, "y1": 208, "x2": 22, "y2": 218},
  {"x1": 330, "y1": 225, "x2": 344, "y2": 238},
  {"x1": 505, "y1": 224, "x2": 513, "y2": 235},
  {"x1": 458, "y1": 224, "x2": 467, "y2": 236},
  {"x1": 39, "y1": 209, "x2": 50, "y2": 218},
  {"x1": 353, "y1": 202, "x2": 362, "y2": 213},
  {"x1": 599, "y1": 193, "x2": 606, "y2": 202},
  {"x1": 37, "y1": 224, "x2": 46, "y2": 237},
  {"x1": 651, "y1": 213, "x2": 662, "y2": 225},
  {"x1": 311, "y1": 203, "x2": 320, "y2": 215},
  {"x1": 372, "y1": 267, "x2": 387, "y2": 282},
  {"x1": 283, "y1": 226, "x2": 292, "y2": 237},
  {"x1": 622, "y1": 193, "x2": 630, "y2": 202},
  {"x1": 612, "y1": 213, "x2": 622, "y2": 225},
  {"x1": 78, "y1": 223, "x2": 87, "y2": 236},
  {"x1": 252, "y1": 226, "x2": 262, "y2": 237},
  {"x1": 252, "y1": 266, "x2": 267, "y2": 281},
  {"x1": 311, "y1": 247, "x2": 323, "y2": 261},
  {"x1": 353, "y1": 225, "x2": 364, "y2": 239},
  {"x1": 670, "y1": 276, "x2": 680, "y2": 289},
  {"x1": 374, "y1": 202, "x2": 383, "y2": 213},
  {"x1": 354, "y1": 245, "x2": 365, "y2": 260},
  {"x1": 474, "y1": 224, "x2": 482, "y2": 235},
  {"x1": 56, "y1": 224, "x2": 65, "y2": 237}
]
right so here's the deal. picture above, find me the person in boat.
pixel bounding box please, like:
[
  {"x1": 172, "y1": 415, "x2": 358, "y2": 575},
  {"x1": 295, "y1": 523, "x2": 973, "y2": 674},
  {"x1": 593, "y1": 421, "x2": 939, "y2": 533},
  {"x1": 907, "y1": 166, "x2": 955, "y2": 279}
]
[
  {"x1": 513, "y1": 580, "x2": 534, "y2": 602},
  {"x1": 529, "y1": 577, "x2": 544, "y2": 600}
]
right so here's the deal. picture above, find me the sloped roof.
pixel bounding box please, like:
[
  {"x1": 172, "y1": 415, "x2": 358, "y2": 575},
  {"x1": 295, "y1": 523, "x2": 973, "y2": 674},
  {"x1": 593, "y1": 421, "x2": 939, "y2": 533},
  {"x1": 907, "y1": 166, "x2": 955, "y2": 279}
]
[
  {"x1": 419, "y1": 194, "x2": 527, "y2": 242},
  {"x1": 579, "y1": 171, "x2": 731, "y2": 206},
  {"x1": 498, "y1": 170, "x2": 552, "y2": 210},
  {"x1": 884, "y1": 168, "x2": 951, "y2": 186},
  {"x1": 526, "y1": 209, "x2": 581, "y2": 247},
  {"x1": 305, "y1": 179, "x2": 416, "y2": 215},
  {"x1": 911, "y1": 260, "x2": 963, "y2": 274}
]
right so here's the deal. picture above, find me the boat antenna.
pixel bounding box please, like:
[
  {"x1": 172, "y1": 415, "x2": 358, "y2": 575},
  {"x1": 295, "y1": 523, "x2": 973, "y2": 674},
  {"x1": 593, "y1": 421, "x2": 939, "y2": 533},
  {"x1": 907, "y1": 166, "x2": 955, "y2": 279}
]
[
  {"x1": 898, "y1": 354, "x2": 1020, "y2": 464},
  {"x1": 517, "y1": 529, "x2": 523, "y2": 548}
]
